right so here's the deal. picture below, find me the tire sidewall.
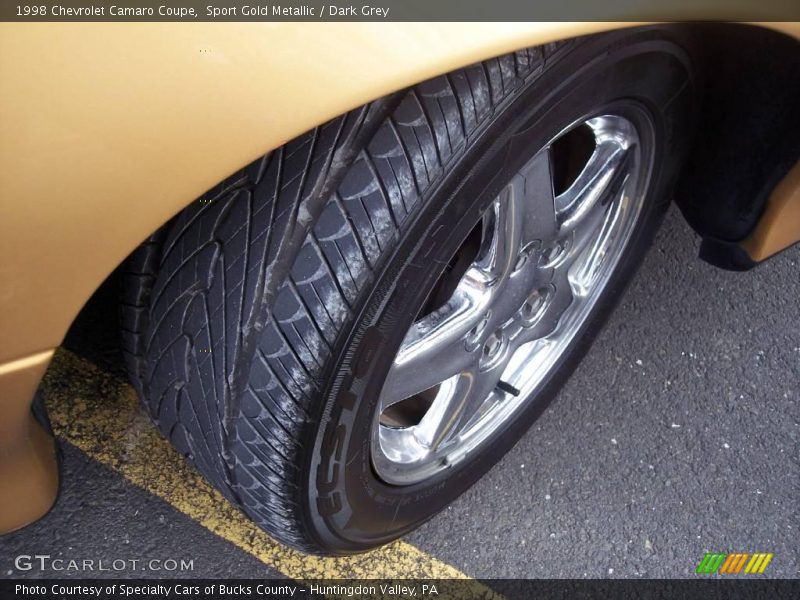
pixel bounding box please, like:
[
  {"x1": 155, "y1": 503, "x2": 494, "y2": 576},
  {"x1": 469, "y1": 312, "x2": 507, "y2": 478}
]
[{"x1": 303, "y1": 28, "x2": 696, "y2": 553}]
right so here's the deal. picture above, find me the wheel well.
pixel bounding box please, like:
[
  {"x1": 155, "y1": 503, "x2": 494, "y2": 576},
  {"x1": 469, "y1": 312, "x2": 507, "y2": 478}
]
[{"x1": 674, "y1": 23, "x2": 800, "y2": 267}]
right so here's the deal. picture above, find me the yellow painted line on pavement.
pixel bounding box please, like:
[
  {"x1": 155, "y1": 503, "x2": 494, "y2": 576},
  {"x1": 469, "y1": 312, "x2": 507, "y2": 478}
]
[{"x1": 42, "y1": 349, "x2": 493, "y2": 589}]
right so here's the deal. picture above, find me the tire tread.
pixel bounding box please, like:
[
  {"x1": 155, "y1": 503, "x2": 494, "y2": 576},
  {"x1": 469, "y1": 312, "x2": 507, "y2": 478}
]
[{"x1": 123, "y1": 42, "x2": 568, "y2": 551}]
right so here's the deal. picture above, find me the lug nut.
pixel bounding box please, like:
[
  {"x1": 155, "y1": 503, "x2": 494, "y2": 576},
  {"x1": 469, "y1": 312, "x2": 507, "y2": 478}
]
[
  {"x1": 465, "y1": 311, "x2": 491, "y2": 352},
  {"x1": 539, "y1": 240, "x2": 566, "y2": 267},
  {"x1": 513, "y1": 240, "x2": 542, "y2": 273},
  {"x1": 482, "y1": 330, "x2": 504, "y2": 360},
  {"x1": 520, "y1": 286, "x2": 552, "y2": 325}
]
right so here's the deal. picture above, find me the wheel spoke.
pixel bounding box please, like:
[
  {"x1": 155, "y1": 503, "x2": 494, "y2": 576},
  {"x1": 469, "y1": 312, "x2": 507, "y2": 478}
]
[
  {"x1": 478, "y1": 149, "x2": 559, "y2": 283},
  {"x1": 475, "y1": 188, "x2": 522, "y2": 285},
  {"x1": 412, "y1": 368, "x2": 480, "y2": 451},
  {"x1": 380, "y1": 284, "x2": 487, "y2": 410},
  {"x1": 569, "y1": 188, "x2": 627, "y2": 296},
  {"x1": 556, "y1": 136, "x2": 632, "y2": 245},
  {"x1": 516, "y1": 147, "x2": 560, "y2": 244}
]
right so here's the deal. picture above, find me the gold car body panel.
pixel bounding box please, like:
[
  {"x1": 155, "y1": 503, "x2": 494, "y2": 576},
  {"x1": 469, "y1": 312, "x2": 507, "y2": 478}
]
[
  {"x1": 0, "y1": 350, "x2": 58, "y2": 532},
  {"x1": 0, "y1": 21, "x2": 798, "y2": 532},
  {"x1": 742, "y1": 159, "x2": 800, "y2": 261}
]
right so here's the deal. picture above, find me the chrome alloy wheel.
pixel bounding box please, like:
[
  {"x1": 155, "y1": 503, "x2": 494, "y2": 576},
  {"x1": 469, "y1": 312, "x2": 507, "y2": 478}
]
[{"x1": 371, "y1": 113, "x2": 652, "y2": 485}]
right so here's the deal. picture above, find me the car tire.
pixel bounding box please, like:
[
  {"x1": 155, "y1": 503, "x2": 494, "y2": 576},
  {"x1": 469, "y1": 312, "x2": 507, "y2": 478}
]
[{"x1": 122, "y1": 26, "x2": 696, "y2": 554}]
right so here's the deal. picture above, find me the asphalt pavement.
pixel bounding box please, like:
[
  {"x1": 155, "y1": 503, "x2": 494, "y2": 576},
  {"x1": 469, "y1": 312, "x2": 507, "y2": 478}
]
[{"x1": 2, "y1": 205, "x2": 798, "y2": 579}]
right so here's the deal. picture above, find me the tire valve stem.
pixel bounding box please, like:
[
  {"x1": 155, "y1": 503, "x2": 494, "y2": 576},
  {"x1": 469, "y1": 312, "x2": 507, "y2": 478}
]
[{"x1": 496, "y1": 380, "x2": 520, "y2": 397}]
